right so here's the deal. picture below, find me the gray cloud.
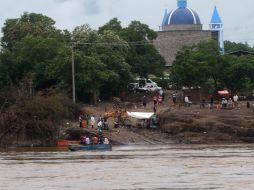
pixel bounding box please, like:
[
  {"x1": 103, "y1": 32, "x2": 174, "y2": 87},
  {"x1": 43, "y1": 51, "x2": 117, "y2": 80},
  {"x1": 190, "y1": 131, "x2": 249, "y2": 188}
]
[
  {"x1": 0, "y1": 0, "x2": 253, "y2": 46},
  {"x1": 83, "y1": 0, "x2": 101, "y2": 15}
]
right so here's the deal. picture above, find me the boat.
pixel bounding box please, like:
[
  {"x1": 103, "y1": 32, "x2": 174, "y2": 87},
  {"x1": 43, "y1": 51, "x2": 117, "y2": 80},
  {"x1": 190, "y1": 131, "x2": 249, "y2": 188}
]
[
  {"x1": 57, "y1": 140, "x2": 80, "y2": 147},
  {"x1": 68, "y1": 143, "x2": 112, "y2": 151}
]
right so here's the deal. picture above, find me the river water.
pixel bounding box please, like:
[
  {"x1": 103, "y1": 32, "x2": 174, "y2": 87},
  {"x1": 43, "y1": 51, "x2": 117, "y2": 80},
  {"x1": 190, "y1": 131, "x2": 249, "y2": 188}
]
[{"x1": 1, "y1": 144, "x2": 254, "y2": 190}]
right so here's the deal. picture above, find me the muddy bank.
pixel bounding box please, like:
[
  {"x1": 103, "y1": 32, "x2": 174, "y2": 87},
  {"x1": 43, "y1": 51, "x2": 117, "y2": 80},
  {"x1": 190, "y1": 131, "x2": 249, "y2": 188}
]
[
  {"x1": 63, "y1": 101, "x2": 254, "y2": 145},
  {"x1": 4, "y1": 100, "x2": 254, "y2": 148},
  {"x1": 159, "y1": 103, "x2": 254, "y2": 144}
]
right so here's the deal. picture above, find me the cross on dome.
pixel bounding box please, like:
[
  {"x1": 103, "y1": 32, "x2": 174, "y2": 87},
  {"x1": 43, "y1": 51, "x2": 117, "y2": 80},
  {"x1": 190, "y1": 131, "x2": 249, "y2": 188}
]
[{"x1": 177, "y1": 0, "x2": 187, "y2": 8}]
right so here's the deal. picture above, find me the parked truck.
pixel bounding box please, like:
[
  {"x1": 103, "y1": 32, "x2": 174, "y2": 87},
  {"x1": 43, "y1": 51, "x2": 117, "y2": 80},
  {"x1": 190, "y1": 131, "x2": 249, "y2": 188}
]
[{"x1": 128, "y1": 78, "x2": 162, "y2": 93}]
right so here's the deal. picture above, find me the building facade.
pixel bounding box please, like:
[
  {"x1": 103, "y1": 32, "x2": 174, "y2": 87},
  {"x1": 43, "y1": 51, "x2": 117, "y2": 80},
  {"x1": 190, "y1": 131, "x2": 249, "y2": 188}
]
[{"x1": 154, "y1": 0, "x2": 223, "y2": 67}]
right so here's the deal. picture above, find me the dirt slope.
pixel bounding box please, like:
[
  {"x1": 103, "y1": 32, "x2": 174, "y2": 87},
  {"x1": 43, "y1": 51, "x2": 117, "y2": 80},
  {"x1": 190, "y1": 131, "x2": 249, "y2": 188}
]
[{"x1": 75, "y1": 98, "x2": 254, "y2": 145}]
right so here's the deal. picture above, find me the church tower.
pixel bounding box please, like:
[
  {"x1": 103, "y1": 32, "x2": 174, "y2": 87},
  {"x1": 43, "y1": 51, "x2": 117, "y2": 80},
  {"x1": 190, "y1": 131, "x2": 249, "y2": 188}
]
[
  {"x1": 210, "y1": 6, "x2": 224, "y2": 54},
  {"x1": 155, "y1": 0, "x2": 216, "y2": 66},
  {"x1": 161, "y1": 0, "x2": 202, "y2": 31}
]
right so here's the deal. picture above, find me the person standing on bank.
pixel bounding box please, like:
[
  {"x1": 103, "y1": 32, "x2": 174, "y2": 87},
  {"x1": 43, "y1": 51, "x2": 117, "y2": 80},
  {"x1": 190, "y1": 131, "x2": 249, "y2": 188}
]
[
  {"x1": 79, "y1": 115, "x2": 82, "y2": 128},
  {"x1": 210, "y1": 96, "x2": 214, "y2": 109},
  {"x1": 90, "y1": 115, "x2": 95, "y2": 129},
  {"x1": 233, "y1": 94, "x2": 239, "y2": 108},
  {"x1": 84, "y1": 113, "x2": 89, "y2": 128},
  {"x1": 143, "y1": 95, "x2": 147, "y2": 108}
]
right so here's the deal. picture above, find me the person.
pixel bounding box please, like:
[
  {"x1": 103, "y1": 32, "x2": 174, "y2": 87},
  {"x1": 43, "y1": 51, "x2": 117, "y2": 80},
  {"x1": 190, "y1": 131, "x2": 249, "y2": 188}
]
[
  {"x1": 200, "y1": 99, "x2": 205, "y2": 108},
  {"x1": 158, "y1": 95, "x2": 163, "y2": 104},
  {"x1": 228, "y1": 98, "x2": 233, "y2": 108},
  {"x1": 90, "y1": 115, "x2": 95, "y2": 128},
  {"x1": 84, "y1": 113, "x2": 89, "y2": 128},
  {"x1": 80, "y1": 135, "x2": 86, "y2": 145},
  {"x1": 172, "y1": 92, "x2": 177, "y2": 104},
  {"x1": 221, "y1": 98, "x2": 228, "y2": 108},
  {"x1": 153, "y1": 95, "x2": 158, "y2": 106},
  {"x1": 103, "y1": 137, "x2": 109, "y2": 144},
  {"x1": 153, "y1": 106, "x2": 157, "y2": 113},
  {"x1": 114, "y1": 119, "x2": 119, "y2": 128},
  {"x1": 92, "y1": 136, "x2": 98, "y2": 144},
  {"x1": 142, "y1": 95, "x2": 147, "y2": 108},
  {"x1": 120, "y1": 90, "x2": 126, "y2": 102},
  {"x1": 103, "y1": 118, "x2": 109, "y2": 130},
  {"x1": 247, "y1": 101, "x2": 250, "y2": 108},
  {"x1": 185, "y1": 95, "x2": 190, "y2": 107},
  {"x1": 79, "y1": 115, "x2": 82, "y2": 128},
  {"x1": 97, "y1": 119, "x2": 103, "y2": 129},
  {"x1": 210, "y1": 96, "x2": 214, "y2": 109},
  {"x1": 85, "y1": 136, "x2": 90, "y2": 145},
  {"x1": 98, "y1": 128, "x2": 104, "y2": 144},
  {"x1": 82, "y1": 118, "x2": 86, "y2": 129},
  {"x1": 159, "y1": 89, "x2": 164, "y2": 101},
  {"x1": 233, "y1": 94, "x2": 239, "y2": 108},
  {"x1": 141, "y1": 119, "x2": 145, "y2": 128},
  {"x1": 98, "y1": 115, "x2": 103, "y2": 123}
]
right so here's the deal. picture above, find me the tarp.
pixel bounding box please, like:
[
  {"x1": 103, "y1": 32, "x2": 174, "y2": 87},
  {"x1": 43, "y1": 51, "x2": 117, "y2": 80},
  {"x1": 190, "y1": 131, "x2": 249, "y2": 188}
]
[
  {"x1": 127, "y1": 112, "x2": 154, "y2": 119},
  {"x1": 218, "y1": 90, "x2": 229, "y2": 96}
]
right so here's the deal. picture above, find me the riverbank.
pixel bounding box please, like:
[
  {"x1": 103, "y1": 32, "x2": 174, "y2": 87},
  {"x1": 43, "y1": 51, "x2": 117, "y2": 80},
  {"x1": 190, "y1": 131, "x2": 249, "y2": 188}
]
[
  {"x1": 67, "y1": 98, "x2": 254, "y2": 145},
  {"x1": 159, "y1": 102, "x2": 254, "y2": 144},
  {"x1": 2, "y1": 95, "x2": 253, "y2": 148}
]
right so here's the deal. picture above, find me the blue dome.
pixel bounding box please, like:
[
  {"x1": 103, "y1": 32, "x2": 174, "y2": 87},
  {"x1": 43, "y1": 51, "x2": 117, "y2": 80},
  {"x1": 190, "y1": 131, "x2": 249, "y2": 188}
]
[{"x1": 168, "y1": 7, "x2": 201, "y2": 25}]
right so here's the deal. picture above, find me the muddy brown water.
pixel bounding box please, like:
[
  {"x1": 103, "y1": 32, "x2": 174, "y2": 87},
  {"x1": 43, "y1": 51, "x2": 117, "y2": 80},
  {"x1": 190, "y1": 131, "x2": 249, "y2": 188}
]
[{"x1": 1, "y1": 145, "x2": 254, "y2": 190}]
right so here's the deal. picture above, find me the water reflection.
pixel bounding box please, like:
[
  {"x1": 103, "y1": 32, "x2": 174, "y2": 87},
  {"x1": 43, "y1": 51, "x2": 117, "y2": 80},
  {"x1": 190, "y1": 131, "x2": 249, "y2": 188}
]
[{"x1": 1, "y1": 145, "x2": 254, "y2": 190}]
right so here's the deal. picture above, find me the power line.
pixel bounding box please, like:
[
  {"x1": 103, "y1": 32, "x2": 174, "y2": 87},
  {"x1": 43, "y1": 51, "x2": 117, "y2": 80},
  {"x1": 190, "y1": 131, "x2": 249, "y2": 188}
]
[{"x1": 71, "y1": 41, "x2": 153, "y2": 46}]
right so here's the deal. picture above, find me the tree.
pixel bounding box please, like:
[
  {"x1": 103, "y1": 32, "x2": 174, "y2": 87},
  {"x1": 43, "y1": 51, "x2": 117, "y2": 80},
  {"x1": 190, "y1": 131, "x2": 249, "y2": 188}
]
[
  {"x1": 223, "y1": 55, "x2": 254, "y2": 92},
  {"x1": 1, "y1": 12, "x2": 64, "y2": 48},
  {"x1": 72, "y1": 25, "x2": 132, "y2": 102},
  {"x1": 171, "y1": 40, "x2": 254, "y2": 95},
  {"x1": 0, "y1": 36, "x2": 71, "y2": 90},
  {"x1": 171, "y1": 40, "x2": 219, "y2": 90},
  {"x1": 224, "y1": 40, "x2": 254, "y2": 53},
  {"x1": 98, "y1": 19, "x2": 165, "y2": 78},
  {"x1": 98, "y1": 18, "x2": 122, "y2": 35},
  {"x1": 123, "y1": 21, "x2": 165, "y2": 77}
]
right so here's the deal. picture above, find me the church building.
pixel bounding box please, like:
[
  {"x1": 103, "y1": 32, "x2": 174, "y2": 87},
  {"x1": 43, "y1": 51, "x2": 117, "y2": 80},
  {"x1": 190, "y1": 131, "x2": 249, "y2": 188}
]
[{"x1": 153, "y1": 0, "x2": 224, "y2": 67}]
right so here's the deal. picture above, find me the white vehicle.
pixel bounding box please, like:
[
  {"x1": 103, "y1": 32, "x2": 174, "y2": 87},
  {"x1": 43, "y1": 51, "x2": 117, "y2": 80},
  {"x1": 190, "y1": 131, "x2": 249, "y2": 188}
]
[
  {"x1": 138, "y1": 83, "x2": 162, "y2": 92},
  {"x1": 129, "y1": 78, "x2": 162, "y2": 92}
]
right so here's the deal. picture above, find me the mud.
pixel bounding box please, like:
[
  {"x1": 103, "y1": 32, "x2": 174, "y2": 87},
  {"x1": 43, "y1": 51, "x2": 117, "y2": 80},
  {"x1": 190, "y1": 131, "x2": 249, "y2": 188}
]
[{"x1": 159, "y1": 102, "x2": 254, "y2": 144}]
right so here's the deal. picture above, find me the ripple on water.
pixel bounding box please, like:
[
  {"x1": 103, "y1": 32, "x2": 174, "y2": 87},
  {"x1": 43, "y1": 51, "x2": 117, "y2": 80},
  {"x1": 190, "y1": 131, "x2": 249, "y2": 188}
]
[{"x1": 1, "y1": 144, "x2": 254, "y2": 190}]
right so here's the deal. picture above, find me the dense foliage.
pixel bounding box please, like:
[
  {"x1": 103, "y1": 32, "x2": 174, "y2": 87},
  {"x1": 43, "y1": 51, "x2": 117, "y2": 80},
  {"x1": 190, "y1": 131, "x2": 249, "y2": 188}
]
[
  {"x1": 1, "y1": 12, "x2": 254, "y2": 146},
  {"x1": 171, "y1": 40, "x2": 254, "y2": 94},
  {"x1": 224, "y1": 40, "x2": 254, "y2": 53},
  {"x1": 0, "y1": 14, "x2": 165, "y2": 103},
  {"x1": 0, "y1": 13, "x2": 165, "y2": 146},
  {"x1": 99, "y1": 18, "x2": 165, "y2": 78}
]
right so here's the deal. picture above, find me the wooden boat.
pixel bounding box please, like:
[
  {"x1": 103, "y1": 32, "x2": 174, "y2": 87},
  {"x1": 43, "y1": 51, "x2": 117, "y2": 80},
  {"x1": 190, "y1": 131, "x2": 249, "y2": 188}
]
[
  {"x1": 57, "y1": 140, "x2": 80, "y2": 147},
  {"x1": 68, "y1": 144, "x2": 112, "y2": 151}
]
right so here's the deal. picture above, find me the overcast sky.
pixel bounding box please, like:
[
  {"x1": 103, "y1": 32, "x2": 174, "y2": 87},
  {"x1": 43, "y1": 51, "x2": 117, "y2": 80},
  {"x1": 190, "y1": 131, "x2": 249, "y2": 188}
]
[{"x1": 0, "y1": 0, "x2": 253, "y2": 45}]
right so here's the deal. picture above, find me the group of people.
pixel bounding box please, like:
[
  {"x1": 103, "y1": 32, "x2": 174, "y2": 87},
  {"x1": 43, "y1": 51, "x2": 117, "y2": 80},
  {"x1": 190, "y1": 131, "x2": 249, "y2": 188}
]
[
  {"x1": 221, "y1": 94, "x2": 239, "y2": 108},
  {"x1": 80, "y1": 135, "x2": 109, "y2": 145},
  {"x1": 170, "y1": 91, "x2": 246, "y2": 110},
  {"x1": 79, "y1": 113, "x2": 109, "y2": 130},
  {"x1": 221, "y1": 94, "x2": 250, "y2": 108},
  {"x1": 142, "y1": 89, "x2": 165, "y2": 113}
]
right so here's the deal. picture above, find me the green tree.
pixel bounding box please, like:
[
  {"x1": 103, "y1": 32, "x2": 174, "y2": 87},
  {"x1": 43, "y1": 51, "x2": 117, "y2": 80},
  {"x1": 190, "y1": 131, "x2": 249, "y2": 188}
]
[
  {"x1": 98, "y1": 19, "x2": 165, "y2": 78},
  {"x1": 171, "y1": 40, "x2": 254, "y2": 95},
  {"x1": 171, "y1": 40, "x2": 219, "y2": 90},
  {"x1": 72, "y1": 25, "x2": 132, "y2": 102},
  {"x1": 223, "y1": 55, "x2": 254, "y2": 92},
  {"x1": 98, "y1": 18, "x2": 122, "y2": 35},
  {"x1": 0, "y1": 36, "x2": 71, "y2": 90},
  {"x1": 1, "y1": 12, "x2": 64, "y2": 48},
  {"x1": 123, "y1": 21, "x2": 165, "y2": 77},
  {"x1": 224, "y1": 40, "x2": 254, "y2": 53}
]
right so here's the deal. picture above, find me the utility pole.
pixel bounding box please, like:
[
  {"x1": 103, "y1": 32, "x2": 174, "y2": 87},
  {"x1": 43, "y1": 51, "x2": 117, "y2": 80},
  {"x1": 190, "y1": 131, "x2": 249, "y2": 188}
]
[{"x1": 72, "y1": 44, "x2": 76, "y2": 104}]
